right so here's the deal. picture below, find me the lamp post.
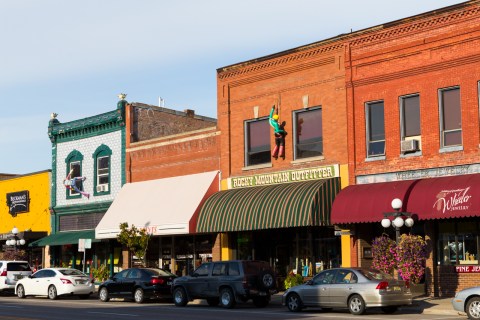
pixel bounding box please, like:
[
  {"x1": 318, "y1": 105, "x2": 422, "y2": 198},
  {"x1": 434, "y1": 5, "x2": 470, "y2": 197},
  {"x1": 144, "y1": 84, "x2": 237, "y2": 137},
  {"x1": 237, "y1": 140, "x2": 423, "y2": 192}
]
[
  {"x1": 381, "y1": 198, "x2": 414, "y2": 244},
  {"x1": 6, "y1": 226, "x2": 26, "y2": 253}
]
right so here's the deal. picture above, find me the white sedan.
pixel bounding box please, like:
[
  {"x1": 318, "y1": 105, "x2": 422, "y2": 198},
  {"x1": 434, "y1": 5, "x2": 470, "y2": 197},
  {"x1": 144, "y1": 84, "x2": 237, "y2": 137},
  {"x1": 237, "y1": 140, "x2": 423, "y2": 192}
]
[{"x1": 15, "y1": 268, "x2": 94, "y2": 299}]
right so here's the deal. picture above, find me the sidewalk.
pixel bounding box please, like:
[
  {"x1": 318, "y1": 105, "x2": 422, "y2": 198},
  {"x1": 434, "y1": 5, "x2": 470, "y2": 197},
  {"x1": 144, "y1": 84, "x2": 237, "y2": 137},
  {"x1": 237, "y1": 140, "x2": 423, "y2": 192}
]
[{"x1": 271, "y1": 292, "x2": 464, "y2": 316}]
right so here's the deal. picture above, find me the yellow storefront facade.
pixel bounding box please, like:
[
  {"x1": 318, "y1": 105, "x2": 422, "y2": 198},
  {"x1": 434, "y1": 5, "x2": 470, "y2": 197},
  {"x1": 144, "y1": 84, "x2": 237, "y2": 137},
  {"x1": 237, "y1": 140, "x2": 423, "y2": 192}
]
[{"x1": 0, "y1": 170, "x2": 51, "y2": 268}]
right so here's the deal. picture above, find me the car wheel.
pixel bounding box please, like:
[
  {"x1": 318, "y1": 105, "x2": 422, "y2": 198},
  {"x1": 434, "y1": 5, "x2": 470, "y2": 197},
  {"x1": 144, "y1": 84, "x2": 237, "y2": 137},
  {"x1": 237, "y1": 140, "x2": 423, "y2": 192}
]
[
  {"x1": 286, "y1": 293, "x2": 303, "y2": 312},
  {"x1": 173, "y1": 287, "x2": 188, "y2": 307},
  {"x1": 134, "y1": 288, "x2": 145, "y2": 304},
  {"x1": 258, "y1": 270, "x2": 275, "y2": 290},
  {"x1": 252, "y1": 296, "x2": 269, "y2": 308},
  {"x1": 381, "y1": 306, "x2": 398, "y2": 314},
  {"x1": 78, "y1": 294, "x2": 90, "y2": 300},
  {"x1": 99, "y1": 287, "x2": 110, "y2": 302},
  {"x1": 48, "y1": 285, "x2": 58, "y2": 300},
  {"x1": 219, "y1": 288, "x2": 236, "y2": 309},
  {"x1": 206, "y1": 297, "x2": 219, "y2": 306},
  {"x1": 17, "y1": 285, "x2": 26, "y2": 299},
  {"x1": 348, "y1": 294, "x2": 366, "y2": 315},
  {"x1": 466, "y1": 297, "x2": 480, "y2": 320}
]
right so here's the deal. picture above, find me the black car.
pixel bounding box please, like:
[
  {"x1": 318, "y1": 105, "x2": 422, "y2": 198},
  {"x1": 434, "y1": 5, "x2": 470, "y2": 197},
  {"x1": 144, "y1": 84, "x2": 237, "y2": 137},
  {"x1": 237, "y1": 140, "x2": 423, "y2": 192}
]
[
  {"x1": 98, "y1": 267, "x2": 176, "y2": 303},
  {"x1": 172, "y1": 260, "x2": 276, "y2": 308}
]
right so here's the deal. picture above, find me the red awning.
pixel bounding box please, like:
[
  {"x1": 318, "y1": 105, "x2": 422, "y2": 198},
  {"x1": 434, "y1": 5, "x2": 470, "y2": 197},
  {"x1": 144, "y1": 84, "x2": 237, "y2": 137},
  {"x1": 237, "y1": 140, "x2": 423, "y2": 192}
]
[
  {"x1": 331, "y1": 180, "x2": 417, "y2": 224},
  {"x1": 406, "y1": 174, "x2": 480, "y2": 220}
]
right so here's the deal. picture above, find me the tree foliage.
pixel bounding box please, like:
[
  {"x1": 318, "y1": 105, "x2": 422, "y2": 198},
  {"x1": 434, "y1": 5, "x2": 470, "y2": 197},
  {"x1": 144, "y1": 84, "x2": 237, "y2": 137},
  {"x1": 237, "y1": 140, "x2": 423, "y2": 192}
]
[{"x1": 116, "y1": 222, "x2": 150, "y2": 265}]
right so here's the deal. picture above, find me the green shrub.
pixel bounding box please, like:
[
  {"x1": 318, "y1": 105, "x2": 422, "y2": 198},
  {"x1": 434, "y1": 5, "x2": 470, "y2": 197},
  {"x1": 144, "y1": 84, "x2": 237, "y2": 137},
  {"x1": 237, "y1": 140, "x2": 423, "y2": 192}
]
[
  {"x1": 91, "y1": 264, "x2": 110, "y2": 282},
  {"x1": 284, "y1": 273, "x2": 304, "y2": 290}
]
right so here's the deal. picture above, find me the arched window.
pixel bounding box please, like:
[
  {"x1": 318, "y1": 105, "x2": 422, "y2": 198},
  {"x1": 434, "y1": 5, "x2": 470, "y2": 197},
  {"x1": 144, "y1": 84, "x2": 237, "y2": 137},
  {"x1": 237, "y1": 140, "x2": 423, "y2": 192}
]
[
  {"x1": 92, "y1": 144, "x2": 112, "y2": 195},
  {"x1": 65, "y1": 150, "x2": 84, "y2": 198}
]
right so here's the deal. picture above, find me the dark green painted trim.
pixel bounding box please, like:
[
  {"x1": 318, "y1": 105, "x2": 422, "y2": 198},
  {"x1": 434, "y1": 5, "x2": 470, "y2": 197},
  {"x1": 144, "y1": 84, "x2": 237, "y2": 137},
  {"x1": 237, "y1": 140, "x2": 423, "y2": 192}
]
[
  {"x1": 51, "y1": 144, "x2": 57, "y2": 210},
  {"x1": 53, "y1": 201, "x2": 112, "y2": 215},
  {"x1": 49, "y1": 109, "x2": 125, "y2": 143},
  {"x1": 92, "y1": 144, "x2": 112, "y2": 196},
  {"x1": 65, "y1": 151, "x2": 85, "y2": 200},
  {"x1": 121, "y1": 126, "x2": 126, "y2": 186}
]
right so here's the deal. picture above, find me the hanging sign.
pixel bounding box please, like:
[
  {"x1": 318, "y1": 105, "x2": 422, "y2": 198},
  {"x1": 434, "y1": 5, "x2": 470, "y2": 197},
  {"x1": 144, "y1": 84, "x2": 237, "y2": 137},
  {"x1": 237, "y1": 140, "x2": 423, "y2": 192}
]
[{"x1": 6, "y1": 191, "x2": 30, "y2": 217}]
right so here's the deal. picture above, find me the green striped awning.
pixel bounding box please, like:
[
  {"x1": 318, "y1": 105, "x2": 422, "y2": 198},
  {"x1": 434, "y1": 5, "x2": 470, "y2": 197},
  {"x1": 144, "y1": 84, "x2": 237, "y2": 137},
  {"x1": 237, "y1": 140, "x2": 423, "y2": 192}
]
[{"x1": 196, "y1": 178, "x2": 339, "y2": 233}]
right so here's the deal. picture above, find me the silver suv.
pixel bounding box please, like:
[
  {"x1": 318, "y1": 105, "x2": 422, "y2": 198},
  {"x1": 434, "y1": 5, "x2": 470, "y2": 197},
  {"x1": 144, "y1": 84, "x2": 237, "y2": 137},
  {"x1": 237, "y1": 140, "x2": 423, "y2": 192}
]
[
  {"x1": 172, "y1": 260, "x2": 276, "y2": 308},
  {"x1": 0, "y1": 261, "x2": 32, "y2": 292}
]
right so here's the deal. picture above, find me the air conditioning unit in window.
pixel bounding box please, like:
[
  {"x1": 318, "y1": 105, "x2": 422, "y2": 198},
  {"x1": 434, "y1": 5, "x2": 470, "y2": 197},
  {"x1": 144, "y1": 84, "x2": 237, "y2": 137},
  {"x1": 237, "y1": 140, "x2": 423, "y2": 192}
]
[
  {"x1": 96, "y1": 184, "x2": 109, "y2": 193},
  {"x1": 401, "y1": 139, "x2": 419, "y2": 153}
]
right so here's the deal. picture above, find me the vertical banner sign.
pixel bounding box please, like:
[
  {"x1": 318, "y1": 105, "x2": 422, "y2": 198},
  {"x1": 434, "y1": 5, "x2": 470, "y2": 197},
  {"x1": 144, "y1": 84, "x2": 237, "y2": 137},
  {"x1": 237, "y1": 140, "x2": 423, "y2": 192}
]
[
  {"x1": 78, "y1": 239, "x2": 92, "y2": 274},
  {"x1": 6, "y1": 191, "x2": 30, "y2": 217}
]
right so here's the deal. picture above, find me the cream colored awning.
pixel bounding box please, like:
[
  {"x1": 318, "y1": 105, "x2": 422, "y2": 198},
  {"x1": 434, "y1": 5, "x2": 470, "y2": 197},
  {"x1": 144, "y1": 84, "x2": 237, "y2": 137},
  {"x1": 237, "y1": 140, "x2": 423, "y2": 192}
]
[{"x1": 95, "y1": 171, "x2": 219, "y2": 239}]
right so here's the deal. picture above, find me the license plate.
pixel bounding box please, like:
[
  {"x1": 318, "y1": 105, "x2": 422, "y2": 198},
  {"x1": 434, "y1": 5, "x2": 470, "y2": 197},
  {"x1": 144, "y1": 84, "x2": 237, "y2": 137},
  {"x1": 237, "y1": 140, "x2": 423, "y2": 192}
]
[
  {"x1": 259, "y1": 292, "x2": 267, "y2": 296},
  {"x1": 167, "y1": 282, "x2": 172, "y2": 285}
]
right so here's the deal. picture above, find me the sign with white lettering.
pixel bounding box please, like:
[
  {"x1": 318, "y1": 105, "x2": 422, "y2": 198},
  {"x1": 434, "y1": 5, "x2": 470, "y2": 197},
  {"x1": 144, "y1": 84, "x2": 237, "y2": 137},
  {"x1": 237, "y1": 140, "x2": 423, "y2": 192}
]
[
  {"x1": 456, "y1": 266, "x2": 480, "y2": 273},
  {"x1": 6, "y1": 190, "x2": 30, "y2": 217},
  {"x1": 228, "y1": 164, "x2": 339, "y2": 189},
  {"x1": 434, "y1": 187, "x2": 472, "y2": 214}
]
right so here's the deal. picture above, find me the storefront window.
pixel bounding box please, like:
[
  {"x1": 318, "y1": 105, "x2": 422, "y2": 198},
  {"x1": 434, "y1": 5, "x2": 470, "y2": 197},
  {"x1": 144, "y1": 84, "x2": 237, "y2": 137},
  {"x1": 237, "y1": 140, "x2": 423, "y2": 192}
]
[{"x1": 437, "y1": 220, "x2": 479, "y2": 265}]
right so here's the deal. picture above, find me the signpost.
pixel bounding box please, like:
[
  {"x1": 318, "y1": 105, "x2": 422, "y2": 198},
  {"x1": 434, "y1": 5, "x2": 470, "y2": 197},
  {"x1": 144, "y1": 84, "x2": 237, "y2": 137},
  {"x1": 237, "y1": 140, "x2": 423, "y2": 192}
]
[{"x1": 78, "y1": 239, "x2": 92, "y2": 274}]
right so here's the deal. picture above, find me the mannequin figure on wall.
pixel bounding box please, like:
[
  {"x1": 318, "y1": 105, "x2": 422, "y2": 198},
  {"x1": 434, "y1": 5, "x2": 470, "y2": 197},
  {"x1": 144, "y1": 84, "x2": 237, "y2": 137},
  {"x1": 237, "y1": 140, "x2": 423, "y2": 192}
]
[{"x1": 269, "y1": 105, "x2": 287, "y2": 159}]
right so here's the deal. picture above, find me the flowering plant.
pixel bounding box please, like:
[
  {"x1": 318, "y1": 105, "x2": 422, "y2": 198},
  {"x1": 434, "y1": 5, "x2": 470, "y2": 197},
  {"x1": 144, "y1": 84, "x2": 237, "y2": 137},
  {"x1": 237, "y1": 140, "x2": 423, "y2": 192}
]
[
  {"x1": 396, "y1": 234, "x2": 428, "y2": 284},
  {"x1": 371, "y1": 233, "x2": 427, "y2": 284},
  {"x1": 371, "y1": 235, "x2": 397, "y2": 274}
]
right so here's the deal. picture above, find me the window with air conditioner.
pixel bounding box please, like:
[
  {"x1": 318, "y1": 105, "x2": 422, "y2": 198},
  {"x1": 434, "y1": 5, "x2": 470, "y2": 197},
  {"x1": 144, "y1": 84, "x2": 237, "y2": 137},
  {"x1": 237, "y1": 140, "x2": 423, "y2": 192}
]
[
  {"x1": 400, "y1": 94, "x2": 421, "y2": 154},
  {"x1": 366, "y1": 101, "x2": 385, "y2": 158},
  {"x1": 93, "y1": 144, "x2": 112, "y2": 195}
]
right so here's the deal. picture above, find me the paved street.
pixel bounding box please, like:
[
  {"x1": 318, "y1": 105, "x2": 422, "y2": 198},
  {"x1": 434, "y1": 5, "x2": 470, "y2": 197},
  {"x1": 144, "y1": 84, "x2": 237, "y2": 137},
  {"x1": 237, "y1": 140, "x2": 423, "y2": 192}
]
[{"x1": 0, "y1": 295, "x2": 466, "y2": 320}]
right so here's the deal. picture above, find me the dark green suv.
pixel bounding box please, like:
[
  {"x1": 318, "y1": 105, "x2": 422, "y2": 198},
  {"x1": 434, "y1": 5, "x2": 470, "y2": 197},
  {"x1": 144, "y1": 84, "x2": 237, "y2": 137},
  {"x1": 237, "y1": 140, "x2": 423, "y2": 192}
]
[{"x1": 172, "y1": 260, "x2": 276, "y2": 308}]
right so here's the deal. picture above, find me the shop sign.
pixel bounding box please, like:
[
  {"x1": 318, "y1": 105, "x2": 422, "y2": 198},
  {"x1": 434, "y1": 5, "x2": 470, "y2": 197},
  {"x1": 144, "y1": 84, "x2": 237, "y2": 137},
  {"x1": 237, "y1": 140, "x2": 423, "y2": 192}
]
[
  {"x1": 434, "y1": 187, "x2": 472, "y2": 214},
  {"x1": 228, "y1": 164, "x2": 339, "y2": 189},
  {"x1": 456, "y1": 266, "x2": 480, "y2": 273},
  {"x1": 6, "y1": 190, "x2": 30, "y2": 217},
  {"x1": 334, "y1": 230, "x2": 354, "y2": 236}
]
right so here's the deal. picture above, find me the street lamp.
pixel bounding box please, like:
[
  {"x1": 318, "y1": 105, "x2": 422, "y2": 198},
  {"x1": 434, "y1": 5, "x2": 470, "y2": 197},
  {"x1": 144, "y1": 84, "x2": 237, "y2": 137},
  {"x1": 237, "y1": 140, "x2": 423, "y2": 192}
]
[
  {"x1": 6, "y1": 227, "x2": 26, "y2": 252},
  {"x1": 381, "y1": 198, "x2": 414, "y2": 244}
]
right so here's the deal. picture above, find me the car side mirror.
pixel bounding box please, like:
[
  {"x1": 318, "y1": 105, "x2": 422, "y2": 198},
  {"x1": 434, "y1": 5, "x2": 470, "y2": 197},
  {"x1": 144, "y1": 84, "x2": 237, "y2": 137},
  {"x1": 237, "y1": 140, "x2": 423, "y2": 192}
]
[
  {"x1": 28, "y1": 275, "x2": 34, "y2": 279},
  {"x1": 306, "y1": 280, "x2": 313, "y2": 285}
]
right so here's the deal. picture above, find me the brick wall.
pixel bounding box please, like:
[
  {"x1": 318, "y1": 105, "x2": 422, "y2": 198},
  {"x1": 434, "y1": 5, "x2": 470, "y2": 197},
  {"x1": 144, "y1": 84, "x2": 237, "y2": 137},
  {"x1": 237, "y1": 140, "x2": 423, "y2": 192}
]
[{"x1": 217, "y1": 44, "x2": 349, "y2": 179}]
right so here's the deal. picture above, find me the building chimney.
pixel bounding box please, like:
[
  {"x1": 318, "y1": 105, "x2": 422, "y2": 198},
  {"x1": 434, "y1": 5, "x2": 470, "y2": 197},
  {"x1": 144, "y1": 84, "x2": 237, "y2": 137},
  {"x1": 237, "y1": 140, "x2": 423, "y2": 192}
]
[{"x1": 184, "y1": 109, "x2": 195, "y2": 117}]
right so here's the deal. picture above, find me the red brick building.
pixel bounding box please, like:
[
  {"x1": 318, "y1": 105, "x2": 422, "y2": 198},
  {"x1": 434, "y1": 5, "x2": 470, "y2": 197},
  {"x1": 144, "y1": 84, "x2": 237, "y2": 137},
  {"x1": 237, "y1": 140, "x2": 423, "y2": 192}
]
[{"x1": 331, "y1": 0, "x2": 480, "y2": 297}]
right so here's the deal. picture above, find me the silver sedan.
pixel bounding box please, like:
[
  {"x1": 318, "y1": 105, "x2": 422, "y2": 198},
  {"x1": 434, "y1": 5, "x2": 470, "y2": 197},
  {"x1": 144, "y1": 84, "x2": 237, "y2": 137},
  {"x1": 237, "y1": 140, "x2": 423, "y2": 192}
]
[
  {"x1": 452, "y1": 286, "x2": 480, "y2": 319},
  {"x1": 282, "y1": 268, "x2": 412, "y2": 315}
]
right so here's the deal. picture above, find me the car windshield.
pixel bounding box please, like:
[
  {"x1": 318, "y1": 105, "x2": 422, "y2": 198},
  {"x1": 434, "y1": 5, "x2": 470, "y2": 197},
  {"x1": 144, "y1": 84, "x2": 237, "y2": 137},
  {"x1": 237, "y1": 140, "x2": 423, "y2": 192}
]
[
  {"x1": 59, "y1": 269, "x2": 87, "y2": 276},
  {"x1": 359, "y1": 269, "x2": 393, "y2": 280}
]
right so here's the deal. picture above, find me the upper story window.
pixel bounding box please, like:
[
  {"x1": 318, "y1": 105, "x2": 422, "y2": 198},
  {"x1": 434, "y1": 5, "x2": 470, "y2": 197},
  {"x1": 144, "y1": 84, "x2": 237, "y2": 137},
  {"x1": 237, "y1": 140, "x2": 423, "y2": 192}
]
[
  {"x1": 244, "y1": 118, "x2": 270, "y2": 166},
  {"x1": 293, "y1": 107, "x2": 323, "y2": 160},
  {"x1": 65, "y1": 150, "x2": 84, "y2": 198},
  {"x1": 366, "y1": 101, "x2": 385, "y2": 157},
  {"x1": 439, "y1": 86, "x2": 462, "y2": 148},
  {"x1": 92, "y1": 144, "x2": 112, "y2": 195},
  {"x1": 400, "y1": 94, "x2": 421, "y2": 154}
]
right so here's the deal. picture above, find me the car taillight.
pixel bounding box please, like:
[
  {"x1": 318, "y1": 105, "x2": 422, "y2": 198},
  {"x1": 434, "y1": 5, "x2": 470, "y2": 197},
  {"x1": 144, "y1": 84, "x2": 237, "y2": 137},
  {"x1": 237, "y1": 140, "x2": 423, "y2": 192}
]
[
  {"x1": 0, "y1": 271, "x2": 6, "y2": 277},
  {"x1": 376, "y1": 281, "x2": 389, "y2": 290},
  {"x1": 150, "y1": 277, "x2": 165, "y2": 285},
  {"x1": 61, "y1": 278, "x2": 73, "y2": 284}
]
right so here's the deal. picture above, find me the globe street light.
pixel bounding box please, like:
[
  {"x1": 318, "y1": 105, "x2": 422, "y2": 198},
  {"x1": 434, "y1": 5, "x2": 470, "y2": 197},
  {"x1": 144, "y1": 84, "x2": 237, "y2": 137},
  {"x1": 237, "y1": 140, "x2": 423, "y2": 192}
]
[
  {"x1": 381, "y1": 198, "x2": 414, "y2": 244},
  {"x1": 7, "y1": 227, "x2": 26, "y2": 252}
]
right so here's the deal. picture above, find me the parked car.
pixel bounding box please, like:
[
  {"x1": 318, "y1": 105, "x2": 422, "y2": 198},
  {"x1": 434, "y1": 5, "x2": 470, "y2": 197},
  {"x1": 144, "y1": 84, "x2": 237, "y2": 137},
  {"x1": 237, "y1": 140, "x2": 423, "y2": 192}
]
[
  {"x1": 452, "y1": 285, "x2": 480, "y2": 319},
  {"x1": 172, "y1": 260, "x2": 276, "y2": 308},
  {"x1": 0, "y1": 261, "x2": 32, "y2": 292},
  {"x1": 15, "y1": 268, "x2": 94, "y2": 299},
  {"x1": 98, "y1": 267, "x2": 176, "y2": 303},
  {"x1": 282, "y1": 268, "x2": 412, "y2": 315}
]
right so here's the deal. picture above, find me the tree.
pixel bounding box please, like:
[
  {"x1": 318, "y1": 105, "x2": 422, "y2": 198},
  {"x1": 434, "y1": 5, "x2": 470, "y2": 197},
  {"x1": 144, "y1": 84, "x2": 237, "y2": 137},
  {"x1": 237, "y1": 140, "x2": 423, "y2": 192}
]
[{"x1": 116, "y1": 222, "x2": 150, "y2": 266}]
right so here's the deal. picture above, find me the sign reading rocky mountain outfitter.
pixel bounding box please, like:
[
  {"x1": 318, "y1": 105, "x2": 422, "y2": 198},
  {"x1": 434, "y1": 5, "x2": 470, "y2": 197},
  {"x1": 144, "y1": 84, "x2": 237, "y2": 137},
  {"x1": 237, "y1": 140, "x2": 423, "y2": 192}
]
[
  {"x1": 228, "y1": 164, "x2": 339, "y2": 189},
  {"x1": 6, "y1": 190, "x2": 30, "y2": 217}
]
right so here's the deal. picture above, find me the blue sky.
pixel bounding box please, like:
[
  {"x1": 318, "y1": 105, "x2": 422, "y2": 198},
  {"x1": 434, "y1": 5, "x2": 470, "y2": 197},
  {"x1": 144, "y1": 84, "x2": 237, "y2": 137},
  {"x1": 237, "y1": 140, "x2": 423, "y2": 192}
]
[{"x1": 0, "y1": 0, "x2": 465, "y2": 174}]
